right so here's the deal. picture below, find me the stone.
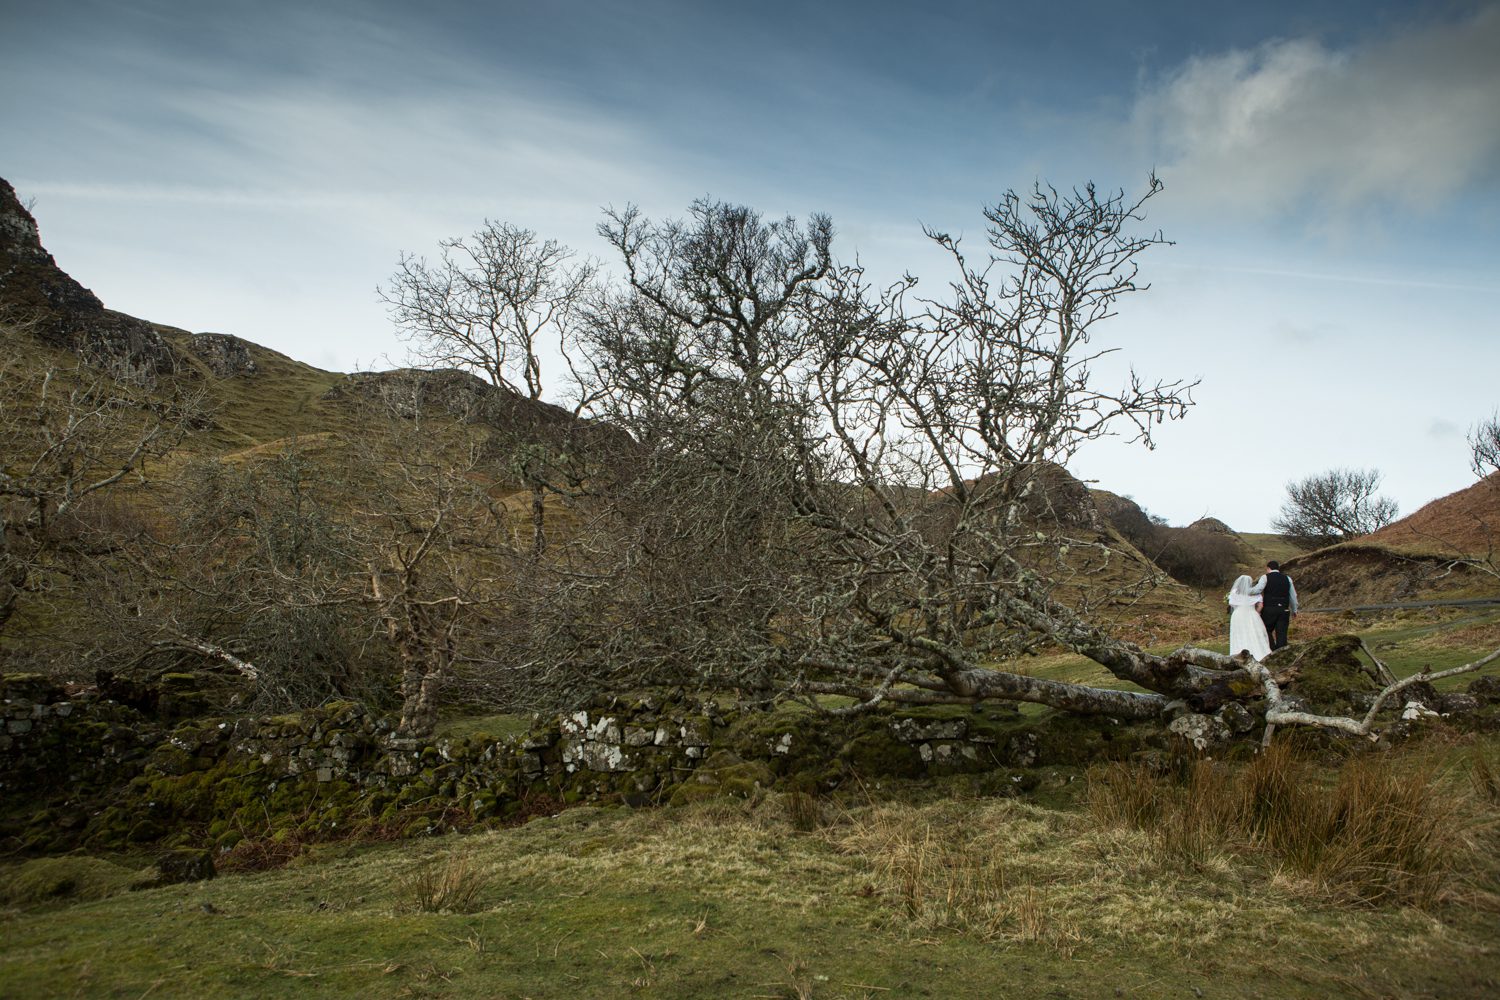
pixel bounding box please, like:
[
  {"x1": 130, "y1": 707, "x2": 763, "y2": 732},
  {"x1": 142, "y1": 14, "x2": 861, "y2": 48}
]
[
  {"x1": 143, "y1": 849, "x2": 215, "y2": 887},
  {"x1": 678, "y1": 718, "x2": 712, "y2": 747},
  {"x1": 578, "y1": 741, "x2": 633, "y2": 772},
  {"x1": 1438, "y1": 692, "x2": 1482, "y2": 716},
  {"x1": 1005, "y1": 732, "x2": 1039, "y2": 767},
  {"x1": 1216, "y1": 702, "x2": 1256, "y2": 734},
  {"x1": 888, "y1": 717, "x2": 968, "y2": 743},
  {"x1": 1400, "y1": 701, "x2": 1439, "y2": 722},
  {"x1": 1167, "y1": 713, "x2": 1230, "y2": 751},
  {"x1": 1468, "y1": 675, "x2": 1500, "y2": 703}
]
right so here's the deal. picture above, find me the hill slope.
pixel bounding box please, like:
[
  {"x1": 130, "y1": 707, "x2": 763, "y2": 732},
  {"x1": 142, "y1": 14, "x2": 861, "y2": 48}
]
[{"x1": 1285, "y1": 475, "x2": 1500, "y2": 607}]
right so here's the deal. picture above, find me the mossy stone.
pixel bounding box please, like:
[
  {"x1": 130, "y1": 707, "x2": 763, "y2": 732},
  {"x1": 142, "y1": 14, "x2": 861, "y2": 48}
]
[
  {"x1": 1276, "y1": 635, "x2": 1379, "y2": 715},
  {"x1": 838, "y1": 731, "x2": 924, "y2": 779}
]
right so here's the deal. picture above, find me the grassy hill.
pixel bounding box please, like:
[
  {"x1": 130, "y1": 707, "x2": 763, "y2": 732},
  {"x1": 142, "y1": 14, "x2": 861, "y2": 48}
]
[{"x1": 1278, "y1": 478, "x2": 1500, "y2": 608}]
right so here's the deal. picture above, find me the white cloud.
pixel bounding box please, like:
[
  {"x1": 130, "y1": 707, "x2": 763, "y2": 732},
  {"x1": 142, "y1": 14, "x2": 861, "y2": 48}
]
[{"x1": 1134, "y1": 5, "x2": 1500, "y2": 219}]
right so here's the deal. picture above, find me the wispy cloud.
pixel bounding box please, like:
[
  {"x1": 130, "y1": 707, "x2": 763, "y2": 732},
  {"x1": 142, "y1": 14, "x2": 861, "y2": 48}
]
[
  {"x1": 1133, "y1": 5, "x2": 1500, "y2": 219},
  {"x1": 1159, "y1": 259, "x2": 1500, "y2": 294}
]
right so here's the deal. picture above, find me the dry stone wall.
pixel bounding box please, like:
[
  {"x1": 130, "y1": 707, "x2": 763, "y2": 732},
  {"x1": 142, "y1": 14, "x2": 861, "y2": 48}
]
[{"x1": 2, "y1": 673, "x2": 1177, "y2": 855}]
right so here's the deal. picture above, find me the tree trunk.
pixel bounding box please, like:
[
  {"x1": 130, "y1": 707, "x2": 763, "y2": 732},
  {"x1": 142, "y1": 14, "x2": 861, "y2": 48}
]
[
  {"x1": 530, "y1": 483, "x2": 546, "y2": 561},
  {"x1": 397, "y1": 648, "x2": 443, "y2": 738}
]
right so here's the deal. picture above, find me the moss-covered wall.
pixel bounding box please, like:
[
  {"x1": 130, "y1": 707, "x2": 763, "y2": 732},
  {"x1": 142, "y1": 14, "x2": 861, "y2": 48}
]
[{"x1": 5, "y1": 677, "x2": 1178, "y2": 855}]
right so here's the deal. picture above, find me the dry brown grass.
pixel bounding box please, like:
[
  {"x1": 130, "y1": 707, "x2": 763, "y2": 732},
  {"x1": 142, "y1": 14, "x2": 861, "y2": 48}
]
[
  {"x1": 1364, "y1": 473, "x2": 1500, "y2": 557},
  {"x1": 832, "y1": 801, "x2": 1089, "y2": 951},
  {"x1": 1087, "y1": 743, "x2": 1497, "y2": 908},
  {"x1": 399, "y1": 850, "x2": 490, "y2": 914}
]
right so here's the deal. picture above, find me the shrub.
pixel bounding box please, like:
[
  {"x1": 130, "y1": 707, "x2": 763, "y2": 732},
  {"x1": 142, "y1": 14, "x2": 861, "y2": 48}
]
[
  {"x1": 1152, "y1": 528, "x2": 1242, "y2": 590},
  {"x1": 1100, "y1": 500, "x2": 1241, "y2": 589}
]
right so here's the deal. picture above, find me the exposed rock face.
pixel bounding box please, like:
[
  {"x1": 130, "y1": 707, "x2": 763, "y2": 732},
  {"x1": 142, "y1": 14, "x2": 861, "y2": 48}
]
[
  {"x1": 322, "y1": 368, "x2": 511, "y2": 423},
  {"x1": 1188, "y1": 517, "x2": 1234, "y2": 534},
  {"x1": 187, "y1": 332, "x2": 258, "y2": 377},
  {"x1": 1020, "y1": 463, "x2": 1105, "y2": 531},
  {"x1": 1090, "y1": 489, "x2": 1146, "y2": 526},
  {"x1": 0, "y1": 176, "x2": 179, "y2": 381}
]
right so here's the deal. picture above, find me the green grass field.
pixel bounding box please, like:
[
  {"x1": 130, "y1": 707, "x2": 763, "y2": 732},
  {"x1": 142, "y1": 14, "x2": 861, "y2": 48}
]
[
  {"x1": 3, "y1": 743, "x2": 1497, "y2": 1000},
  {"x1": 5, "y1": 610, "x2": 1500, "y2": 999}
]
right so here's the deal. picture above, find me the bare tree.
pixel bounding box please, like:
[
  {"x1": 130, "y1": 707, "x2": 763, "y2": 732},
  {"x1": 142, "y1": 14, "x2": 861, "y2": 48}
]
[
  {"x1": 0, "y1": 346, "x2": 201, "y2": 641},
  {"x1": 353, "y1": 400, "x2": 495, "y2": 735},
  {"x1": 1271, "y1": 468, "x2": 1399, "y2": 548},
  {"x1": 71, "y1": 375, "x2": 523, "y2": 732},
  {"x1": 381, "y1": 222, "x2": 598, "y2": 560},
  {"x1": 1471, "y1": 410, "x2": 1500, "y2": 480},
  {"x1": 79, "y1": 448, "x2": 380, "y2": 707},
  {"x1": 509, "y1": 184, "x2": 1362, "y2": 721}
]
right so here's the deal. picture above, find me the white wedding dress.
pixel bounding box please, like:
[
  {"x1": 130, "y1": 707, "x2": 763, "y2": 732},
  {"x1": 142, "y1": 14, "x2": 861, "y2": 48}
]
[{"x1": 1227, "y1": 576, "x2": 1272, "y2": 660}]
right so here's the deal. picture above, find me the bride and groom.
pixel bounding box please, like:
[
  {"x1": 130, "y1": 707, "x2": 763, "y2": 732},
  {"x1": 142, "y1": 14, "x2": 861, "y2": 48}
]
[{"x1": 1226, "y1": 561, "x2": 1300, "y2": 661}]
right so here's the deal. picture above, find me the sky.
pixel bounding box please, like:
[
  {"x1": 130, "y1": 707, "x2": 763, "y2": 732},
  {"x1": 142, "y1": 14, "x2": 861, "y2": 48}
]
[{"x1": 2, "y1": 0, "x2": 1498, "y2": 531}]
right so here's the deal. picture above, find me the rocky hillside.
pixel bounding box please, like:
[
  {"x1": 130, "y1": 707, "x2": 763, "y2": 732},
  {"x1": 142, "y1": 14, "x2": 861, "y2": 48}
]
[
  {"x1": 0, "y1": 179, "x2": 179, "y2": 381},
  {"x1": 0, "y1": 176, "x2": 591, "y2": 458}
]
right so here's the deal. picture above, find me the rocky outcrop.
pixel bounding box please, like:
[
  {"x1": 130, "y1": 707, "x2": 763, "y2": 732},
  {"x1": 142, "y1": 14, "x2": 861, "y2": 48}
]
[
  {"x1": 186, "y1": 332, "x2": 258, "y2": 377},
  {"x1": 1023, "y1": 463, "x2": 1106, "y2": 531},
  {"x1": 322, "y1": 368, "x2": 588, "y2": 431},
  {"x1": 1090, "y1": 489, "x2": 1147, "y2": 527},
  {"x1": 0, "y1": 177, "x2": 180, "y2": 381},
  {"x1": 1188, "y1": 516, "x2": 1234, "y2": 534}
]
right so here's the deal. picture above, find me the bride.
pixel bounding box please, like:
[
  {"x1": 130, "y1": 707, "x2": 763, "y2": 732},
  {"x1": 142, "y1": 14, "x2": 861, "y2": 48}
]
[{"x1": 1227, "y1": 575, "x2": 1272, "y2": 660}]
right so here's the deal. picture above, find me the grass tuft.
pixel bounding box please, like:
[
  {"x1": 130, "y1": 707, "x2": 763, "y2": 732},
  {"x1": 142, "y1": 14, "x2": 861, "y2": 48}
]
[
  {"x1": 1087, "y1": 743, "x2": 1492, "y2": 907},
  {"x1": 399, "y1": 850, "x2": 489, "y2": 914},
  {"x1": 1471, "y1": 746, "x2": 1500, "y2": 805}
]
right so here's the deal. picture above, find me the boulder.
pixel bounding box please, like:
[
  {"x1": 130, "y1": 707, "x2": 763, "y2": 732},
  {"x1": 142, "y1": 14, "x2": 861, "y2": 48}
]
[
  {"x1": 187, "y1": 333, "x2": 258, "y2": 377},
  {"x1": 1168, "y1": 713, "x2": 1230, "y2": 751},
  {"x1": 141, "y1": 848, "x2": 215, "y2": 888}
]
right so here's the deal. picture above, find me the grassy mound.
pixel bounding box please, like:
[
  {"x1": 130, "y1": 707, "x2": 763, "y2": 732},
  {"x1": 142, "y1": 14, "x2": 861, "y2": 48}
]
[{"x1": 0, "y1": 856, "x2": 146, "y2": 908}]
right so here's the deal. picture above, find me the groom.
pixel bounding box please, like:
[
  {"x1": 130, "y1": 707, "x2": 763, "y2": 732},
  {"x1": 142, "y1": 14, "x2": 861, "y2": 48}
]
[{"x1": 1250, "y1": 560, "x2": 1299, "y2": 651}]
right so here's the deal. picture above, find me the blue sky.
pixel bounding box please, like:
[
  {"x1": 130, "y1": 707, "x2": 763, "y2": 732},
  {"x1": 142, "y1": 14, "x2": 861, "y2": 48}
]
[{"x1": 3, "y1": 0, "x2": 1498, "y2": 531}]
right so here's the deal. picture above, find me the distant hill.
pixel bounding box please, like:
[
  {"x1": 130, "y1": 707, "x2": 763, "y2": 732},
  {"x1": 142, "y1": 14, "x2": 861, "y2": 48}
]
[{"x1": 1087, "y1": 488, "x2": 1301, "y2": 593}]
